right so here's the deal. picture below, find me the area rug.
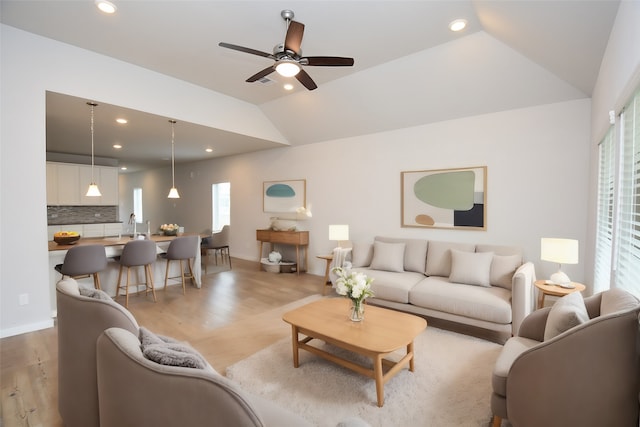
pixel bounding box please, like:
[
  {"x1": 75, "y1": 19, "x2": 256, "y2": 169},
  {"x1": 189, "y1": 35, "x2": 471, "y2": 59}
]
[{"x1": 226, "y1": 326, "x2": 502, "y2": 427}]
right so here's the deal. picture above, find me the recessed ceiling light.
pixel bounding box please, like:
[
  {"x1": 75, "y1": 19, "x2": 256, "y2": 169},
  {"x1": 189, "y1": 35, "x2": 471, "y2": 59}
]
[
  {"x1": 449, "y1": 19, "x2": 467, "y2": 32},
  {"x1": 116, "y1": 118, "x2": 127, "y2": 124},
  {"x1": 95, "y1": 0, "x2": 117, "y2": 14},
  {"x1": 120, "y1": 166, "x2": 127, "y2": 171},
  {"x1": 113, "y1": 144, "x2": 122, "y2": 149},
  {"x1": 205, "y1": 148, "x2": 213, "y2": 153},
  {"x1": 284, "y1": 83, "x2": 294, "y2": 91}
]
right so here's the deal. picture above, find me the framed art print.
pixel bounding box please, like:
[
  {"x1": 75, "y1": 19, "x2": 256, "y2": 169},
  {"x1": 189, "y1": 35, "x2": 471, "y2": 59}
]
[
  {"x1": 263, "y1": 179, "x2": 306, "y2": 213},
  {"x1": 401, "y1": 166, "x2": 486, "y2": 230}
]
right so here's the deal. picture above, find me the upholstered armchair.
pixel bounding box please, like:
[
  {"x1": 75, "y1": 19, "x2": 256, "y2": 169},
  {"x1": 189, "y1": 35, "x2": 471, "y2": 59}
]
[
  {"x1": 491, "y1": 288, "x2": 640, "y2": 427},
  {"x1": 56, "y1": 278, "x2": 139, "y2": 427},
  {"x1": 96, "y1": 327, "x2": 313, "y2": 427}
]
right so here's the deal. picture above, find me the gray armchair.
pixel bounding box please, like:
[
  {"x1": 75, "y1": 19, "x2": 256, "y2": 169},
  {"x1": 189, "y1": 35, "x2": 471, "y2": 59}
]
[
  {"x1": 491, "y1": 288, "x2": 640, "y2": 427},
  {"x1": 202, "y1": 225, "x2": 231, "y2": 273},
  {"x1": 56, "y1": 278, "x2": 139, "y2": 427},
  {"x1": 96, "y1": 327, "x2": 313, "y2": 427}
]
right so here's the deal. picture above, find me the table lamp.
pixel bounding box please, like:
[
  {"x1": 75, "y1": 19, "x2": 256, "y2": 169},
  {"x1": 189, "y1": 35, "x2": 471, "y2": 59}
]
[
  {"x1": 329, "y1": 225, "x2": 349, "y2": 248},
  {"x1": 540, "y1": 238, "x2": 579, "y2": 285}
]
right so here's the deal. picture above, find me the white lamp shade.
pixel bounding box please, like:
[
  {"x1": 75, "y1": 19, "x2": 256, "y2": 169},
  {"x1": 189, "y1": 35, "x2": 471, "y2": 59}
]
[
  {"x1": 167, "y1": 187, "x2": 180, "y2": 199},
  {"x1": 329, "y1": 225, "x2": 349, "y2": 242},
  {"x1": 540, "y1": 238, "x2": 579, "y2": 264},
  {"x1": 86, "y1": 183, "x2": 102, "y2": 197}
]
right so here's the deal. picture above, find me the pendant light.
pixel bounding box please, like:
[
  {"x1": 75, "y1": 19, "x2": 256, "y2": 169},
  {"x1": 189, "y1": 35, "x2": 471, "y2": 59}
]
[
  {"x1": 86, "y1": 102, "x2": 102, "y2": 197},
  {"x1": 167, "y1": 119, "x2": 180, "y2": 199}
]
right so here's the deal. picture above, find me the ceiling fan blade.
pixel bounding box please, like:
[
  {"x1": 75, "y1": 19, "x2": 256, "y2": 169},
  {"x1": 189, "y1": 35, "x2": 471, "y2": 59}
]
[
  {"x1": 303, "y1": 56, "x2": 355, "y2": 67},
  {"x1": 284, "y1": 21, "x2": 305, "y2": 54},
  {"x1": 295, "y1": 69, "x2": 317, "y2": 91},
  {"x1": 246, "y1": 66, "x2": 276, "y2": 82},
  {"x1": 219, "y1": 42, "x2": 274, "y2": 59}
]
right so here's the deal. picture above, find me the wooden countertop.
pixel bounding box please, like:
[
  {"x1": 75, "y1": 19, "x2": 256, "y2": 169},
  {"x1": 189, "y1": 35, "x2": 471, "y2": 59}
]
[{"x1": 48, "y1": 234, "x2": 182, "y2": 251}]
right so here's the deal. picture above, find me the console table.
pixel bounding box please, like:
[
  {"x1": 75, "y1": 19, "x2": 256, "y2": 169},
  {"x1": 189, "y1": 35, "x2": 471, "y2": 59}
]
[{"x1": 256, "y1": 229, "x2": 309, "y2": 275}]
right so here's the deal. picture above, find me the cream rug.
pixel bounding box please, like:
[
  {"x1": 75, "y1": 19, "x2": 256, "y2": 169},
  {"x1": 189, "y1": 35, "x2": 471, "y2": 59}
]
[{"x1": 226, "y1": 326, "x2": 502, "y2": 427}]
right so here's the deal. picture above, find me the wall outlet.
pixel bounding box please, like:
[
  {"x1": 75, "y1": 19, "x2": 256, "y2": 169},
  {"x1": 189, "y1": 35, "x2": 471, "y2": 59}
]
[{"x1": 19, "y1": 293, "x2": 29, "y2": 306}]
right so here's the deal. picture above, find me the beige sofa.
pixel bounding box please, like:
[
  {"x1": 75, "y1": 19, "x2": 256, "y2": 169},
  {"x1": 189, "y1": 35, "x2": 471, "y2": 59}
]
[
  {"x1": 347, "y1": 237, "x2": 536, "y2": 338},
  {"x1": 491, "y1": 288, "x2": 640, "y2": 427}
]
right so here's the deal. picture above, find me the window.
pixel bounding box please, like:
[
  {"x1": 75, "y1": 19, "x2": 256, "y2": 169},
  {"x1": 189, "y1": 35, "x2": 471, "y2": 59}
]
[
  {"x1": 594, "y1": 87, "x2": 640, "y2": 297},
  {"x1": 133, "y1": 187, "x2": 143, "y2": 222},
  {"x1": 212, "y1": 182, "x2": 230, "y2": 231}
]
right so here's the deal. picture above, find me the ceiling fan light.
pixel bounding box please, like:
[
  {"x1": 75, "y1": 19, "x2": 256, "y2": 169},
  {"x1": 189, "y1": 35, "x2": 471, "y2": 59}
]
[{"x1": 275, "y1": 60, "x2": 301, "y2": 77}]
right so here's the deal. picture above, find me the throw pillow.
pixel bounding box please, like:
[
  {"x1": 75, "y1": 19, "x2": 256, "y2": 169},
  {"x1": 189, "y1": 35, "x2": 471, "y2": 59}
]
[
  {"x1": 142, "y1": 343, "x2": 208, "y2": 369},
  {"x1": 78, "y1": 287, "x2": 113, "y2": 301},
  {"x1": 425, "y1": 241, "x2": 476, "y2": 276},
  {"x1": 369, "y1": 241, "x2": 405, "y2": 272},
  {"x1": 489, "y1": 254, "x2": 522, "y2": 289},
  {"x1": 139, "y1": 326, "x2": 179, "y2": 347},
  {"x1": 350, "y1": 242, "x2": 373, "y2": 268},
  {"x1": 449, "y1": 250, "x2": 493, "y2": 287},
  {"x1": 544, "y1": 292, "x2": 589, "y2": 341}
]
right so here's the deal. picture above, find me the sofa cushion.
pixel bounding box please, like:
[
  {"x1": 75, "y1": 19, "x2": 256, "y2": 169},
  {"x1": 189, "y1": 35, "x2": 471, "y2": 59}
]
[
  {"x1": 370, "y1": 241, "x2": 406, "y2": 272},
  {"x1": 409, "y1": 276, "x2": 512, "y2": 324},
  {"x1": 425, "y1": 241, "x2": 476, "y2": 277},
  {"x1": 354, "y1": 268, "x2": 424, "y2": 303},
  {"x1": 375, "y1": 236, "x2": 428, "y2": 273},
  {"x1": 492, "y1": 336, "x2": 540, "y2": 397},
  {"x1": 351, "y1": 242, "x2": 374, "y2": 268},
  {"x1": 543, "y1": 292, "x2": 589, "y2": 341},
  {"x1": 489, "y1": 254, "x2": 522, "y2": 290},
  {"x1": 449, "y1": 249, "x2": 493, "y2": 287}
]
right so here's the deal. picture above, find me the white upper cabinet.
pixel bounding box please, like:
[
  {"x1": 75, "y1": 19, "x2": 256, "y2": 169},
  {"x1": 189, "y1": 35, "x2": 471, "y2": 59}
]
[{"x1": 47, "y1": 162, "x2": 119, "y2": 206}]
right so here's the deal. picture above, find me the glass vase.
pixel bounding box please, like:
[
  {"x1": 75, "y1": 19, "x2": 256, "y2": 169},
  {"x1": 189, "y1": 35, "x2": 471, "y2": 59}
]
[{"x1": 349, "y1": 299, "x2": 365, "y2": 322}]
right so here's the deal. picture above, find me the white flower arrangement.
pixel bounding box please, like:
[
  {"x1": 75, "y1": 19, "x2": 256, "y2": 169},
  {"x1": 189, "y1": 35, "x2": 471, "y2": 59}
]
[{"x1": 332, "y1": 266, "x2": 374, "y2": 303}]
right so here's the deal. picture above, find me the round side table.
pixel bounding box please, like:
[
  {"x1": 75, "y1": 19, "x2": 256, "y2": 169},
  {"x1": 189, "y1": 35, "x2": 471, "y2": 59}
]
[{"x1": 534, "y1": 280, "x2": 586, "y2": 309}]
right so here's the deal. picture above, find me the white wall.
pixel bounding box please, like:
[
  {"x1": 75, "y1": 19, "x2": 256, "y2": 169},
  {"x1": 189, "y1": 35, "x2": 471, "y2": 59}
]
[
  {"x1": 0, "y1": 25, "x2": 285, "y2": 338},
  {"x1": 129, "y1": 99, "x2": 591, "y2": 285}
]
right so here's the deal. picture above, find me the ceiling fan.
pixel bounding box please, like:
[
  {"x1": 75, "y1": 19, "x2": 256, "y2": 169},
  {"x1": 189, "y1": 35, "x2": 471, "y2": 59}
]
[{"x1": 218, "y1": 9, "x2": 354, "y2": 91}]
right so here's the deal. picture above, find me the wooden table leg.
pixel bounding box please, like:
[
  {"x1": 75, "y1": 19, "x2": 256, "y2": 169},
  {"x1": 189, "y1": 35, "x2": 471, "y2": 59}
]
[
  {"x1": 291, "y1": 325, "x2": 300, "y2": 368},
  {"x1": 374, "y1": 354, "x2": 385, "y2": 407},
  {"x1": 408, "y1": 341, "x2": 415, "y2": 371},
  {"x1": 258, "y1": 242, "x2": 264, "y2": 270},
  {"x1": 322, "y1": 259, "x2": 331, "y2": 295},
  {"x1": 537, "y1": 290, "x2": 545, "y2": 309}
]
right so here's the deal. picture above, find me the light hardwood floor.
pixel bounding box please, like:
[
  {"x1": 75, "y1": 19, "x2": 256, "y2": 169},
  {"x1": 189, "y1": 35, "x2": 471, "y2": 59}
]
[{"x1": 0, "y1": 258, "x2": 324, "y2": 427}]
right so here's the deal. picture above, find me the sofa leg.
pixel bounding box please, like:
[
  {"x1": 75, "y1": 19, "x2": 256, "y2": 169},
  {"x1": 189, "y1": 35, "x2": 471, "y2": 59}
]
[{"x1": 492, "y1": 415, "x2": 502, "y2": 427}]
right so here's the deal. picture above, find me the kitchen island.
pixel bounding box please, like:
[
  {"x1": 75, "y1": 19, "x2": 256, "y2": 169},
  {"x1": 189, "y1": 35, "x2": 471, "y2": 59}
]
[{"x1": 48, "y1": 234, "x2": 202, "y2": 316}]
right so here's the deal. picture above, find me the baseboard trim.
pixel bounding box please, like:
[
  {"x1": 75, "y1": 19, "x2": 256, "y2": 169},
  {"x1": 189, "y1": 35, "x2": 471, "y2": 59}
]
[{"x1": 0, "y1": 318, "x2": 55, "y2": 338}]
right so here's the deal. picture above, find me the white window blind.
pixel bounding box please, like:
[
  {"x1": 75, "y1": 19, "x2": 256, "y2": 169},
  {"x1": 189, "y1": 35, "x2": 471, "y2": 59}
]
[
  {"x1": 594, "y1": 128, "x2": 615, "y2": 293},
  {"x1": 614, "y1": 90, "x2": 640, "y2": 297}
]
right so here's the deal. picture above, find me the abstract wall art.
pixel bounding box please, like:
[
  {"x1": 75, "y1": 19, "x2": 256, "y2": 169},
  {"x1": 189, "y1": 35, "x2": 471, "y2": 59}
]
[
  {"x1": 401, "y1": 166, "x2": 487, "y2": 230},
  {"x1": 263, "y1": 179, "x2": 306, "y2": 213}
]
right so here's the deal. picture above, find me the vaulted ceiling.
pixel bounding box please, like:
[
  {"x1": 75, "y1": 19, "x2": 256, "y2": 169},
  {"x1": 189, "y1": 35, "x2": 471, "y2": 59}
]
[{"x1": 1, "y1": 0, "x2": 620, "y2": 170}]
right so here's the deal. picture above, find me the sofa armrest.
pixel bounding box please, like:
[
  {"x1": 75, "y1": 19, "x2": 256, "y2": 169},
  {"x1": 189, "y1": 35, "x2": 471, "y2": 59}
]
[
  {"x1": 516, "y1": 306, "x2": 551, "y2": 340},
  {"x1": 510, "y1": 262, "x2": 536, "y2": 336}
]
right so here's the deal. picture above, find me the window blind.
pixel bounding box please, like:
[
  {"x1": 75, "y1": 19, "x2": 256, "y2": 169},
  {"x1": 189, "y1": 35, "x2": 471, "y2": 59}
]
[
  {"x1": 614, "y1": 90, "x2": 640, "y2": 297},
  {"x1": 594, "y1": 128, "x2": 615, "y2": 293}
]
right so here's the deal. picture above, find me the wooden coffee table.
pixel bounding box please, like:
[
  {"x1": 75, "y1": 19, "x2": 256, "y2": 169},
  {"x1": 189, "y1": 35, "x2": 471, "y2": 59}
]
[{"x1": 282, "y1": 298, "x2": 427, "y2": 407}]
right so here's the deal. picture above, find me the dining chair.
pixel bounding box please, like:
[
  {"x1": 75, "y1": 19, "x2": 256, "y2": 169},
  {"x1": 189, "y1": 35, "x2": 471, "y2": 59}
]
[
  {"x1": 116, "y1": 239, "x2": 158, "y2": 307},
  {"x1": 201, "y1": 225, "x2": 231, "y2": 274},
  {"x1": 162, "y1": 235, "x2": 199, "y2": 294},
  {"x1": 55, "y1": 244, "x2": 108, "y2": 290}
]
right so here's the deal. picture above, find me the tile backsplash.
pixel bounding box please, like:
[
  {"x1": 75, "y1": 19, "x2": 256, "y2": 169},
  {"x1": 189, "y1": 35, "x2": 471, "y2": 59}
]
[{"x1": 47, "y1": 205, "x2": 118, "y2": 225}]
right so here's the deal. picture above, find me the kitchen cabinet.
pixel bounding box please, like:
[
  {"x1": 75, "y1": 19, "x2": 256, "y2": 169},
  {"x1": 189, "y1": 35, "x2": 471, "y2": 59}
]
[
  {"x1": 48, "y1": 223, "x2": 123, "y2": 240},
  {"x1": 47, "y1": 162, "x2": 118, "y2": 206}
]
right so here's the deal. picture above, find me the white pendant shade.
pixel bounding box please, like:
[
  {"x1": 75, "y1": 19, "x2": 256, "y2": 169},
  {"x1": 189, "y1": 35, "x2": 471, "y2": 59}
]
[
  {"x1": 86, "y1": 183, "x2": 102, "y2": 197},
  {"x1": 167, "y1": 187, "x2": 180, "y2": 199},
  {"x1": 168, "y1": 119, "x2": 180, "y2": 199}
]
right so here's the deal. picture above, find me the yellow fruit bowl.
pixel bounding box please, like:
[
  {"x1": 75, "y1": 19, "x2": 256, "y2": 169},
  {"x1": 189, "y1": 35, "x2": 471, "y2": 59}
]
[{"x1": 54, "y1": 233, "x2": 81, "y2": 245}]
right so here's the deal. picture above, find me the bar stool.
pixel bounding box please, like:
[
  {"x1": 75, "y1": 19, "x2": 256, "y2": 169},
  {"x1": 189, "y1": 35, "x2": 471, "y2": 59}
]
[
  {"x1": 162, "y1": 235, "x2": 198, "y2": 294},
  {"x1": 201, "y1": 225, "x2": 231, "y2": 274},
  {"x1": 55, "y1": 244, "x2": 107, "y2": 290},
  {"x1": 116, "y1": 239, "x2": 157, "y2": 308}
]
